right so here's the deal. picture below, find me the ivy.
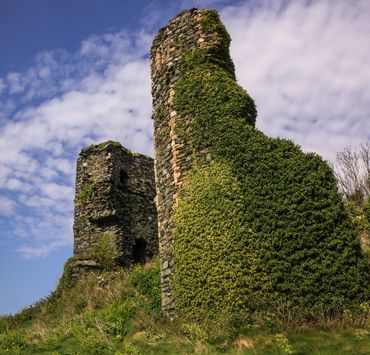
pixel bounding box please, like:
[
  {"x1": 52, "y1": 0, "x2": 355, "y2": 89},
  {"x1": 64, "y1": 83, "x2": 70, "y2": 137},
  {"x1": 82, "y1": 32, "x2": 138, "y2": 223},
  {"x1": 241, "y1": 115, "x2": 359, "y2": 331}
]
[
  {"x1": 173, "y1": 163, "x2": 270, "y2": 320},
  {"x1": 171, "y1": 9, "x2": 369, "y2": 321},
  {"x1": 199, "y1": 9, "x2": 235, "y2": 77}
]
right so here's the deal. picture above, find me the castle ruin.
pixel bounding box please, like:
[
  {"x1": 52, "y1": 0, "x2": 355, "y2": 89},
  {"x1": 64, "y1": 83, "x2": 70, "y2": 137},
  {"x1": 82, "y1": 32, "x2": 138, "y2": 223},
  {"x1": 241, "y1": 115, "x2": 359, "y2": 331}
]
[
  {"x1": 70, "y1": 8, "x2": 368, "y2": 320},
  {"x1": 73, "y1": 141, "x2": 158, "y2": 268}
]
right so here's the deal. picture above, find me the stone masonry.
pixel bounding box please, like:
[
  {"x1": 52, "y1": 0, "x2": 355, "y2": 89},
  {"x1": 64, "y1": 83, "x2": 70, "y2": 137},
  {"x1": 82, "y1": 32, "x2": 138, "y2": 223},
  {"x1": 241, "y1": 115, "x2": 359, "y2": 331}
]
[
  {"x1": 151, "y1": 8, "x2": 222, "y2": 316},
  {"x1": 73, "y1": 141, "x2": 158, "y2": 269}
]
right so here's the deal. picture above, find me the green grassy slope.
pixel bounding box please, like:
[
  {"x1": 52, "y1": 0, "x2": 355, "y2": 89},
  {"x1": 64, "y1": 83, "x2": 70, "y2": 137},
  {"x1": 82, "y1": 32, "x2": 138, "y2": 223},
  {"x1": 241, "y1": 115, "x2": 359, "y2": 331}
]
[{"x1": 0, "y1": 259, "x2": 369, "y2": 354}]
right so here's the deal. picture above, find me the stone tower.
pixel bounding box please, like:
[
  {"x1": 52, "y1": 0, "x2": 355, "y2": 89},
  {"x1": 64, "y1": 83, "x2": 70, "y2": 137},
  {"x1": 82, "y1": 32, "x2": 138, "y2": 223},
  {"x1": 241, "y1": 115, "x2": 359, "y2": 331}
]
[
  {"x1": 152, "y1": 7, "x2": 370, "y2": 321},
  {"x1": 151, "y1": 8, "x2": 231, "y2": 316},
  {"x1": 73, "y1": 141, "x2": 158, "y2": 268}
]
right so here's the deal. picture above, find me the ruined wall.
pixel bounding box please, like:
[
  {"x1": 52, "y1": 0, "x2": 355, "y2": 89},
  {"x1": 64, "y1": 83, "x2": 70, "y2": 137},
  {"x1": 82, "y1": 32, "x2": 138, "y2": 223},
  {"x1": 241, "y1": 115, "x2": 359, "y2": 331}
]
[
  {"x1": 151, "y1": 8, "x2": 218, "y2": 316},
  {"x1": 73, "y1": 141, "x2": 157, "y2": 268},
  {"x1": 152, "y1": 8, "x2": 369, "y2": 320}
]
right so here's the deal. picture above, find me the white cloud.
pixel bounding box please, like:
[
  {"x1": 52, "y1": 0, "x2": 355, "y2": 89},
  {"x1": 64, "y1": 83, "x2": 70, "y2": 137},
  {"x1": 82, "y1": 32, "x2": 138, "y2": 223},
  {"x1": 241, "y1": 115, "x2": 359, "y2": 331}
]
[
  {"x1": 221, "y1": 0, "x2": 370, "y2": 161},
  {"x1": 0, "y1": 29, "x2": 153, "y2": 258},
  {"x1": 5, "y1": 179, "x2": 32, "y2": 192},
  {"x1": 17, "y1": 240, "x2": 70, "y2": 259},
  {"x1": 0, "y1": 197, "x2": 16, "y2": 215},
  {"x1": 1, "y1": 0, "x2": 369, "y2": 258}
]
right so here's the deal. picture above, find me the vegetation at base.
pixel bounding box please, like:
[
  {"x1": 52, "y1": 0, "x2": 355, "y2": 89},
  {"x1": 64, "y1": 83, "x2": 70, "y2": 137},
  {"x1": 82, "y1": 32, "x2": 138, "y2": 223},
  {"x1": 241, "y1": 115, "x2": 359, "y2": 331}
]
[
  {"x1": 1, "y1": 258, "x2": 370, "y2": 354},
  {"x1": 172, "y1": 9, "x2": 370, "y2": 320},
  {"x1": 52, "y1": 232, "x2": 118, "y2": 300},
  {"x1": 54, "y1": 257, "x2": 76, "y2": 293},
  {"x1": 0, "y1": 259, "x2": 162, "y2": 354}
]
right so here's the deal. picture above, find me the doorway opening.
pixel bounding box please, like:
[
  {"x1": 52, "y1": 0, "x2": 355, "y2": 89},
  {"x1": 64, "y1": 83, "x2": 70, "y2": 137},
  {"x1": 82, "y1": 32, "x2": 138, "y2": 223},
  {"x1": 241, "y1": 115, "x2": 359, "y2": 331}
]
[{"x1": 132, "y1": 238, "x2": 147, "y2": 264}]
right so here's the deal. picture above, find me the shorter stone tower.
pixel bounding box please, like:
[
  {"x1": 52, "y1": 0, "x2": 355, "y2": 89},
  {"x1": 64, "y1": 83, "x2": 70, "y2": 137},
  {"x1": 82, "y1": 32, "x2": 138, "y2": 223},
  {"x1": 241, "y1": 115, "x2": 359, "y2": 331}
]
[{"x1": 73, "y1": 141, "x2": 157, "y2": 268}]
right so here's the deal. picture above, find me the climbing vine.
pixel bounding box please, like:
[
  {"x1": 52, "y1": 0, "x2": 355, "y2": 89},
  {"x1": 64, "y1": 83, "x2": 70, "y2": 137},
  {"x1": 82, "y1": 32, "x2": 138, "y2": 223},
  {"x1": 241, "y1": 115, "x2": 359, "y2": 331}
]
[{"x1": 171, "y1": 9, "x2": 369, "y2": 320}]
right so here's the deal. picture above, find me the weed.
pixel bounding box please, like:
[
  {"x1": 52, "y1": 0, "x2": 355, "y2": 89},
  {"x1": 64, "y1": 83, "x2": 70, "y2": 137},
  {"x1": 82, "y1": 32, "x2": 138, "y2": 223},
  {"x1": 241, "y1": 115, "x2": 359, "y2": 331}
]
[{"x1": 75, "y1": 298, "x2": 88, "y2": 314}]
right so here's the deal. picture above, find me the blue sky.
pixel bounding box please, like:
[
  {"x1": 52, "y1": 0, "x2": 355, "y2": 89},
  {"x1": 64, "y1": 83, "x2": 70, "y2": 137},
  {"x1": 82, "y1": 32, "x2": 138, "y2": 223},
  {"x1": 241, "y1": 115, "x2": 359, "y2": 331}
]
[{"x1": 0, "y1": 0, "x2": 369, "y2": 315}]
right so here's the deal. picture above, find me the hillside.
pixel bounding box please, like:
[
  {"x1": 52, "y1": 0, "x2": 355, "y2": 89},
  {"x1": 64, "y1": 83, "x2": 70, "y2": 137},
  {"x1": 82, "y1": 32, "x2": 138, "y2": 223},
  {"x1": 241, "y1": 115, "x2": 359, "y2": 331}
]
[{"x1": 0, "y1": 259, "x2": 370, "y2": 354}]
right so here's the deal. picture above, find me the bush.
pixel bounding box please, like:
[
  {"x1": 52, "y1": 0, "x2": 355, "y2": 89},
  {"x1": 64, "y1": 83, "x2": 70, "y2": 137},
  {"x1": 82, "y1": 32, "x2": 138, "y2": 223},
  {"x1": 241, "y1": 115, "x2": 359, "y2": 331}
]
[
  {"x1": 55, "y1": 257, "x2": 76, "y2": 293},
  {"x1": 0, "y1": 317, "x2": 9, "y2": 333},
  {"x1": 71, "y1": 321, "x2": 110, "y2": 353},
  {"x1": 90, "y1": 232, "x2": 117, "y2": 270}
]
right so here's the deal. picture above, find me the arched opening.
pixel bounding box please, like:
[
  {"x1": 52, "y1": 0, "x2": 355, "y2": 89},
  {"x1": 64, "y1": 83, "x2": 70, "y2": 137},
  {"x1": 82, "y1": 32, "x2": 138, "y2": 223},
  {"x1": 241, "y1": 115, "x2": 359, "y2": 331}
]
[
  {"x1": 119, "y1": 169, "x2": 129, "y2": 188},
  {"x1": 132, "y1": 238, "x2": 147, "y2": 264}
]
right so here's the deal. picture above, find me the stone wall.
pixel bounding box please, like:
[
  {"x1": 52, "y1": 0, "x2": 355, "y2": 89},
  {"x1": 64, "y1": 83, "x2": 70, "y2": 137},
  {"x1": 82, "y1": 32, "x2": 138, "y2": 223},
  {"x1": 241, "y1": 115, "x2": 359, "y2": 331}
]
[
  {"x1": 73, "y1": 140, "x2": 158, "y2": 268},
  {"x1": 151, "y1": 8, "x2": 217, "y2": 317}
]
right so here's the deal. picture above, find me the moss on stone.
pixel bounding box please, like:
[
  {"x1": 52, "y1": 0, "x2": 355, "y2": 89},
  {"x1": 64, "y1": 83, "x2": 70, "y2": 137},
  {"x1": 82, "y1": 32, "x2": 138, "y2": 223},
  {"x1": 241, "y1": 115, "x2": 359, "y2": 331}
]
[
  {"x1": 76, "y1": 183, "x2": 94, "y2": 206},
  {"x1": 95, "y1": 140, "x2": 122, "y2": 150}
]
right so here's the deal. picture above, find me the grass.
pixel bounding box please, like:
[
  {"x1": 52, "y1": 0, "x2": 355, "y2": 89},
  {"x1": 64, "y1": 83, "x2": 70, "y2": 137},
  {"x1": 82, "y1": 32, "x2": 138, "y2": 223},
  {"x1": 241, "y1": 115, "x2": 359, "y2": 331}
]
[
  {"x1": 0, "y1": 258, "x2": 369, "y2": 354},
  {"x1": 10, "y1": 324, "x2": 370, "y2": 354}
]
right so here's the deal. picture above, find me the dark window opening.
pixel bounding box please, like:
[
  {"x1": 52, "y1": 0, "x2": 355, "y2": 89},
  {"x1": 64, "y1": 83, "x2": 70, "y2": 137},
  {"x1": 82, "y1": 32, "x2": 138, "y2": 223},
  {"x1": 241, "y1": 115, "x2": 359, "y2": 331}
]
[
  {"x1": 119, "y1": 169, "x2": 129, "y2": 188},
  {"x1": 132, "y1": 238, "x2": 147, "y2": 264}
]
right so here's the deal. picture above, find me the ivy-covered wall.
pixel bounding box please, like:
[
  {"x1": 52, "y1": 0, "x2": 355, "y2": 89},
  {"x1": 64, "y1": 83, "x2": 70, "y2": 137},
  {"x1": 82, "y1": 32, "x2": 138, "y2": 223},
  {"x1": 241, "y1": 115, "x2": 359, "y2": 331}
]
[{"x1": 151, "y1": 8, "x2": 369, "y2": 320}]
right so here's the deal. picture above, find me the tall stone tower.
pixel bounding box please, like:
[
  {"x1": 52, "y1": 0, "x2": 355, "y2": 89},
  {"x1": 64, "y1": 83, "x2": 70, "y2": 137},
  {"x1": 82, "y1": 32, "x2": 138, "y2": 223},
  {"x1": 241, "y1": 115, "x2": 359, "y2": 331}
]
[
  {"x1": 73, "y1": 141, "x2": 158, "y2": 268},
  {"x1": 150, "y1": 8, "x2": 234, "y2": 316},
  {"x1": 151, "y1": 8, "x2": 369, "y2": 321}
]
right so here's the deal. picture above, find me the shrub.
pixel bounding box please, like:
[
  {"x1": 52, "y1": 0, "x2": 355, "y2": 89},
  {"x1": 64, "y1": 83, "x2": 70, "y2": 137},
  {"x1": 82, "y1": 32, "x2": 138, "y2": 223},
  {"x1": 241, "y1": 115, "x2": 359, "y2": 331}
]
[
  {"x1": 55, "y1": 257, "x2": 76, "y2": 293},
  {"x1": 0, "y1": 317, "x2": 9, "y2": 333},
  {"x1": 71, "y1": 321, "x2": 109, "y2": 353}
]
